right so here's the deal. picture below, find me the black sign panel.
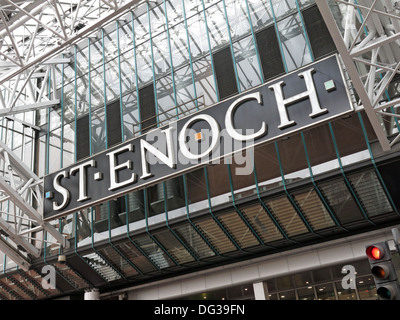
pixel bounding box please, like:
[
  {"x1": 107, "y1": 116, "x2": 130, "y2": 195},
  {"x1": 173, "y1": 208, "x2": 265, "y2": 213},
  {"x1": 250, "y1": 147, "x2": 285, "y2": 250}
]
[{"x1": 43, "y1": 55, "x2": 353, "y2": 220}]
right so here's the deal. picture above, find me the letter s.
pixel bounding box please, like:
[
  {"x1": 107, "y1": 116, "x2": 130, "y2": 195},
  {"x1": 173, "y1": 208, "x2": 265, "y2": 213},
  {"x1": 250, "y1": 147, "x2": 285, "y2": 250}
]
[{"x1": 53, "y1": 170, "x2": 70, "y2": 211}]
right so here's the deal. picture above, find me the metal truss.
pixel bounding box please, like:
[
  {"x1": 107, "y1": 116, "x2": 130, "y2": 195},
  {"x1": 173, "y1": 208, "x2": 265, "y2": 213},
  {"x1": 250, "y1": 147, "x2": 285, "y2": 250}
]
[
  {"x1": 316, "y1": 0, "x2": 400, "y2": 151},
  {"x1": 0, "y1": 0, "x2": 144, "y2": 118},
  {"x1": 0, "y1": 0, "x2": 152, "y2": 270},
  {"x1": 0, "y1": 140, "x2": 69, "y2": 271}
]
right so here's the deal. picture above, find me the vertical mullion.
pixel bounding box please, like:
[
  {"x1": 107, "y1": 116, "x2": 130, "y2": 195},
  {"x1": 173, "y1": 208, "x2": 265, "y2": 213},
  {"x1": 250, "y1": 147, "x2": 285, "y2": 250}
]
[
  {"x1": 221, "y1": 0, "x2": 241, "y2": 93},
  {"x1": 88, "y1": 38, "x2": 92, "y2": 156},
  {"x1": 244, "y1": 0, "x2": 264, "y2": 83},
  {"x1": 268, "y1": 0, "x2": 288, "y2": 73},
  {"x1": 163, "y1": 0, "x2": 178, "y2": 118},
  {"x1": 294, "y1": 0, "x2": 314, "y2": 61},
  {"x1": 116, "y1": 20, "x2": 125, "y2": 141},
  {"x1": 131, "y1": 12, "x2": 142, "y2": 135},
  {"x1": 60, "y1": 55, "x2": 65, "y2": 168},
  {"x1": 102, "y1": 29, "x2": 109, "y2": 150},
  {"x1": 74, "y1": 45, "x2": 78, "y2": 162},
  {"x1": 200, "y1": 0, "x2": 220, "y2": 102},
  {"x1": 181, "y1": 0, "x2": 199, "y2": 111},
  {"x1": 147, "y1": 3, "x2": 160, "y2": 126}
]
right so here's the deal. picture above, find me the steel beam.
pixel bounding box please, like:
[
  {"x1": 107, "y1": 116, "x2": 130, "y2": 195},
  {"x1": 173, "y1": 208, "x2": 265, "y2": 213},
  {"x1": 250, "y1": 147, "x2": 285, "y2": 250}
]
[{"x1": 316, "y1": 0, "x2": 400, "y2": 151}]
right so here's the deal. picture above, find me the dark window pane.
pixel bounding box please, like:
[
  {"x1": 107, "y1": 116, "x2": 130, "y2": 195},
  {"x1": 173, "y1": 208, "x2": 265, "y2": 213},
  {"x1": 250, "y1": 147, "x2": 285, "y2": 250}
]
[
  {"x1": 255, "y1": 26, "x2": 285, "y2": 81},
  {"x1": 302, "y1": 5, "x2": 336, "y2": 59},
  {"x1": 106, "y1": 100, "x2": 122, "y2": 147},
  {"x1": 139, "y1": 83, "x2": 157, "y2": 132},
  {"x1": 76, "y1": 114, "x2": 90, "y2": 160},
  {"x1": 213, "y1": 46, "x2": 238, "y2": 100}
]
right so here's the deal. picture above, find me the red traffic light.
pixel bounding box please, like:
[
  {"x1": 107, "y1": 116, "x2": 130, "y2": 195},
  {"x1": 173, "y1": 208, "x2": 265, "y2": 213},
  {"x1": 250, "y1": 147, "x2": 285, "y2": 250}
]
[{"x1": 366, "y1": 245, "x2": 384, "y2": 260}]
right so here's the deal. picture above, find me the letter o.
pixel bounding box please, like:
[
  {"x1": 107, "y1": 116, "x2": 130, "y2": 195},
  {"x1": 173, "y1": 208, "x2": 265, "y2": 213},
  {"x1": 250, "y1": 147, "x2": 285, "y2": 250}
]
[{"x1": 178, "y1": 114, "x2": 220, "y2": 160}]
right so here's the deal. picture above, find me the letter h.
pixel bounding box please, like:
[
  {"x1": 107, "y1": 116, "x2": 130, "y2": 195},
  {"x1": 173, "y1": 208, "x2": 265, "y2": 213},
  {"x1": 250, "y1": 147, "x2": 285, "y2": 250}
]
[{"x1": 269, "y1": 68, "x2": 327, "y2": 129}]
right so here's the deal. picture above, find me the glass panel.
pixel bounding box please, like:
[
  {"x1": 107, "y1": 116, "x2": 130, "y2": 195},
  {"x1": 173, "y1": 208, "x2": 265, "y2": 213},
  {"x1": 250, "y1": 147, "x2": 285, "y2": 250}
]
[
  {"x1": 136, "y1": 42, "x2": 153, "y2": 85},
  {"x1": 247, "y1": 0, "x2": 273, "y2": 32},
  {"x1": 293, "y1": 271, "x2": 313, "y2": 287},
  {"x1": 279, "y1": 290, "x2": 296, "y2": 300},
  {"x1": 104, "y1": 59, "x2": 120, "y2": 103},
  {"x1": 135, "y1": 234, "x2": 176, "y2": 269},
  {"x1": 292, "y1": 188, "x2": 335, "y2": 230},
  {"x1": 122, "y1": 91, "x2": 140, "y2": 140},
  {"x1": 277, "y1": 13, "x2": 312, "y2": 72},
  {"x1": 335, "y1": 281, "x2": 357, "y2": 300},
  {"x1": 186, "y1": 168, "x2": 208, "y2": 204},
  {"x1": 152, "y1": 32, "x2": 170, "y2": 79},
  {"x1": 62, "y1": 122, "x2": 75, "y2": 168},
  {"x1": 173, "y1": 224, "x2": 216, "y2": 259},
  {"x1": 36, "y1": 134, "x2": 46, "y2": 177},
  {"x1": 347, "y1": 170, "x2": 392, "y2": 217},
  {"x1": 193, "y1": 56, "x2": 217, "y2": 107},
  {"x1": 271, "y1": 0, "x2": 297, "y2": 20},
  {"x1": 316, "y1": 283, "x2": 336, "y2": 300},
  {"x1": 154, "y1": 229, "x2": 195, "y2": 264},
  {"x1": 150, "y1": 4, "x2": 166, "y2": 37},
  {"x1": 91, "y1": 108, "x2": 106, "y2": 155},
  {"x1": 98, "y1": 247, "x2": 139, "y2": 278},
  {"x1": 103, "y1": 29, "x2": 118, "y2": 62},
  {"x1": 233, "y1": 35, "x2": 262, "y2": 92},
  {"x1": 275, "y1": 274, "x2": 293, "y2": 291},
  {"x1": 169, "y1": 22, "x2": 189, "y2": 69},
  {"x1": 218, "y1": 211, "x2": 259, "y2": 248},
  {"x1": 297, "y1": 286, "x2": 315, "y2": 300},
  {"x1": 264, "y1": 196, "x2": 308, "y2": 236},
  {"x1": 76, "y1": 46, "x2": 89, "y2": 78},
  {"x1": 195, "y1": 217, "x2": 236, "y2": 254},
  {"x1": 115, "y1": 240, "x2": 158, "y2": 273},
  {"x1": 206, "y1": 163, "x2": 231, "y2": 198},
  {"x1": 276, "y1": 134, "x2": 309, "y2": 181},
  {"x1": 75, "y1": 76, "x2": 89, "y2": 116},
  {"x1": 206, "y1": 2, "x2": 229, "y2": 49},
  {"x1": 253, "y1": 143, "x2": 281, "y2": 192},
  {"x1": 357, "y1": 276, "x2": 377, "y2": 300},
  {"x1": 90, "y1": 65, "x2": 105, "y2": 112},
  {"x1": 63, "y1": 82, "x2": 75, "y2": 123},
  {"x1": 175, "y1": 65, "x2": 198, "y2": 118},
  {"x1": 186, "y1": 12, "x2": 209, "y2": 59},
  {"x1": 318, "y1": 178, "x2": 364, "y2": 225},
  {"x1": 225, "y1": 0, "x2": 251, "y2": 42},
  {"x1": 241, "y1": 203, "x2": 283, "y2": 243},
  {"x1": 48, "y1": 128, "x2": 61, "y2": 174},
  {"x1": 156, "y1": 74, "x2": 176, "y2": 125}
]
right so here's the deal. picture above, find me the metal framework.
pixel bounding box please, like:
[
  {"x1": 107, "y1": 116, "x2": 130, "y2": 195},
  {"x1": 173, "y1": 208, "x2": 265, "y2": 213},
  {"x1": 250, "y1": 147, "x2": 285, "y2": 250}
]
[
  {"x1": 0, "y1": 0, "x2": 146, "y2": 272},
  {"x1": 316, "y1": 0, "x2": 400, "y2": 151},
  {"x1": 0, "y1": 0, "x2": 144, "y2": 117},
  {"x1": 0, "y1": 139, "x2": 69, "y2": 271},
  {"x1": 0, "y1": 0, "x2": 398, "y2": 285}
]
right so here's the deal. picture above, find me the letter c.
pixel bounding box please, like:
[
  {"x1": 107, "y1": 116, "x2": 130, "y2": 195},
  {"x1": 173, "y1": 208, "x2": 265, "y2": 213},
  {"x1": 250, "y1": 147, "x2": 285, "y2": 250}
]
[{"x1": 225, "y1": 92, "x2": 266, "y2": 141}]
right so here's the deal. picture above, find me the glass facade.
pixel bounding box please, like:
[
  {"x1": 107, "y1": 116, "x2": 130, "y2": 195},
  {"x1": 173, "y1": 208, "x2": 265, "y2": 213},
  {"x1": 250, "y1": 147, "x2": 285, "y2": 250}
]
[
  {"x1": 177, "y1": 259, "x2": 379, "y2": 300},
  {"x1": 0, "y1": 0, "x2": 400, "y2": 300}
]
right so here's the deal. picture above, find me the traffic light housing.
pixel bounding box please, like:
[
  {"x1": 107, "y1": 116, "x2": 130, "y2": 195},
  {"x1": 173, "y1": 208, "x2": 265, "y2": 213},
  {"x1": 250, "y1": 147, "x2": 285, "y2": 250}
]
[{"x1": 366, "y1": 241, "x2": 400, "y2": 300}]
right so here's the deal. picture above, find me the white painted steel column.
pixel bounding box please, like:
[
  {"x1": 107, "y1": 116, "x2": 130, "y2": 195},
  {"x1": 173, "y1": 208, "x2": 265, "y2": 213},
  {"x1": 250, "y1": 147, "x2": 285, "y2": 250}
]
[
  {"x1": 84, "y1": 288, "x2": 100, "y2": 300},
  {"x1": 253, "y1": 282, "x2": 269, "y2": 300}
]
